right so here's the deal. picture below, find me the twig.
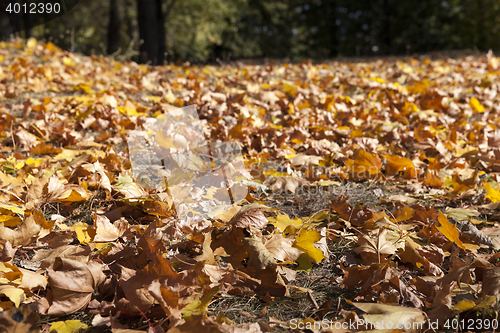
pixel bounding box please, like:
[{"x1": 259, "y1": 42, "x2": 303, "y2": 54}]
[{"x1": 135, "y1": 306, "x2": 158, "y2": 333}]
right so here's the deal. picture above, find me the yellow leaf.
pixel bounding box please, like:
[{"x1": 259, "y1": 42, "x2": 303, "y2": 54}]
[
  {"x1": 485, "y1": 182, "x2": 500, "y2": 203},
  {"x1": 0, "y1": 215, "x2": 22, "y2": 227},
  {"x1": 57, "y1": 189, "x2": 89, "y2": 202},
  {"x1": 49, "y1": 320, "x2": 88, "y2": 333},
  {"x1": 181, "y1": 285, "x2": 220, "y2": 320},
  {"x1": 73, "y1": 84, "x2": 94, "y2": 94},
  {"x1": 454, "y1": 299, "x2": 476, "y2": 312},
  {"x1": 27, "y1": 38, "x2": 37, "y2": 49},
  {"x1": 469, "y1": 97, "x2": 484, "y2": 112},
  {"x1": 54, "y1": 149, "x2": 81, "y2": 162},
  {"x1": 25, "y1": 157, "x2": 44, "y2": 167},
  {"x1": 268, "y1": 214, "x2": 303, "y2": 232},
  {"x1": 62, "y1": 57, "x2": 75, "y2": 66},
  {"x1": 0, "y1": 285, "x2": 25, "y2": 308},
  {"x1": 58, "y1": 222, "x2": 93, "y2": 244},
  {"x1": 437, "y1": 211, "x2": 466, "y2": 249},
  {"x1": 0, "y1": 203, "x2": 24, "y2": 218},
  {"x1": 295, "y1": 253, "x2": 313, "y2": 271},
  {"x1": 293, "y1": 228, "x2": 325, "y2": 263}
]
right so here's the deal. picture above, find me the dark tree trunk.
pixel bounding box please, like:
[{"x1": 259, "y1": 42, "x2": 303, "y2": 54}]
[
  {"x1": 327, "y1": 0, "x2": 338, "y2": 57},
  {"x1": 137, "y1": 0, "x2": 166, "y2": 65},
  {"x1": 382, "y1": 0, "x2": 392, "y2": 54},
  {"x1": 156, "y1": 0, "x2": 165, "y2": 64},
  {"x1": 108, "y1": 0, "x2": 121, "y2": 54},
  {"x1": 0, "y1": 3, "x2": 12, "y2": 41}
]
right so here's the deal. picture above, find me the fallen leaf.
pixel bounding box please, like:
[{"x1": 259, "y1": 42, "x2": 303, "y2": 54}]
[{"x1": 437, "y1": 211, "x2": 466, "y2": 250}]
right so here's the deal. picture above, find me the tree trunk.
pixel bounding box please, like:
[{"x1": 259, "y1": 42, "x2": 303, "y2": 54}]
[
  {"x1": 327, "y1": 0, "x2": 338, "y2": 57},
  {"x1": 137, "y1": 0, "x2": 166, "y2": 65},
  {"x1": 108, "y1": 0, "x2": 121, "y2": 54},
  {"x1": 382, "y1": 0, "x2": 392, "y2": 55},
  {"x1": 0, "y1": 4, "x2": 12, "y2": 41}
]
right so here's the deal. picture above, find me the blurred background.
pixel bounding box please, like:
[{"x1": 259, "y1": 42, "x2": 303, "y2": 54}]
[{"x1": 1, "y1": 0, "x2": 499, "y2": 64}]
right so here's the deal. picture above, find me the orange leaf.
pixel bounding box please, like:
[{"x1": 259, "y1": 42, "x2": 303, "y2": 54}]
[
  {"x1": 423, "y1": 170, "x2": 443, "y2": 187},
  {"x1": 383, "y1": 155, "x2": 416, "y2": 179},
  {"x1": 345, "y1": 150, "x2": 382, "y2": 180}
]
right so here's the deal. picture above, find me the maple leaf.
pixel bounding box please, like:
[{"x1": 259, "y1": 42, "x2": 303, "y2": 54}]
[
  {"x1": 264, "y1": 233, "x2": 303, "y2": 262},
  {"x1": 229, "y1": 206, "x2": 269, "y2": 230},
  {"x1": 267, "y1": 176, "x2": 308, "y2": 194},
  {"x1": 267, "y1": 214, "x2": 303, "y2": 232},
  {"x1": 0, "y1": 213, "x2": 41, "y2": 248},
  {"x1": 351, "y1": 302, "x2": 426, "y2": 333},
  {"x1": 243, "y1": 235, "x2": 277, "y2": 270},
  {"x1": 484, "y1": 182, "x2": 500, "y2": 203},
  {"x1": 293, "y1": 228, "x2": 325, "y2": 264},
  {"x1": 383, "y1": 154, "x2": 417, "y2": 179},
  {"x1": 356, "y1": 229, "x2": 397, "y2": 264},
  {"x1": 44, "y1": 257, "x2": 106, "y2": 315},
  {"x1": 345, "y1": 150, "x2": 382, "y2": 180},
  {"x1": 49, "y1": 320, "x2": 88, "y2": 333},
  {"x1": 181, "y1": 285, "x2": 220, "y2": 320},
  {"x1": 436, "y1": 211, "x2": 466, "y2": 250}
]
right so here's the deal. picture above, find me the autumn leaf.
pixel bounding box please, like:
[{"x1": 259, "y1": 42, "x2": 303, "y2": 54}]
[
  {"x1": 267, "y1": 176, "x2": 308, "y2": 194},
  {"x1": 45, "y1": 257, "x2": 106, "y2": 315},
  {"x1": 264, "y1": 233, "x2": 303, "y2": 262},
  {"x1": 268, "y1": 214, "x2": 303, "y2": 232},
  {"x1": 293, "y1": 228, "x2": 325, "y2": 264},
  {"x1": 181, "y1": 285, "x2": 220, "y2": 320},
  {"x1": 484, "y1": 182, "x2": 500, "y2": 203},
  {"x1": 49, "y1": 320, "x2": 88, "y2": 333},
  {"x1": 351, "y1": 302, "x2": 426, "y2": 333},
  {"x1": 383, "y1": 154, "x2": 417, "y2": 179},
  {"x1": 345, "y1": 150, "x2": 382, "y2": 180},
  {"x1": 469, "y1": 97, "x2": 484, "y2": 113},
  {"x1": 229, "y1": 206, "x2": 269, "y2": 229},
  {"x1": 437, "y1": 211, "x2": 466, "y2": 250},
  {"x1": 356, "y1": 229, "x2": 397, "y2": 264},
  {"x1": 423, "y1": 170, "x2": 443, "y2": 187}
]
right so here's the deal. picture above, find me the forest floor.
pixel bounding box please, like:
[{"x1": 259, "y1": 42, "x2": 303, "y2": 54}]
[{"x1": 1, "y1": 38, "x2": 500, "y2": 333}]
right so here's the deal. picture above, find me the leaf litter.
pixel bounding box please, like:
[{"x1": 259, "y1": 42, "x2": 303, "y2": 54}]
[{"x1": 1, "y1": 39, "x2": 500, "y2": 332}]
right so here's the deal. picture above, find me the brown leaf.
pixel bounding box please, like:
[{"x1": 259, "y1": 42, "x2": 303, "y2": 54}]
[
  {"x1": 229, "y1": 207, "x2": 268, "y2": 229},
  {"x1": 0, "y1": 214, "x2": 41, "y2": 248},
  {"x1": 356, "y1": 229, "x2": 397, "y2": 264},
  {"x1": 263, "y1": 234, "x2": 303, "y2": 262},
  {"x1": 267, "y1": 176, "x2": 308, "y2": 194},
  {"x1": 243, "y1": 235, "x2": 277, "y2": 271},
  {"x1": 45, "y1": 257, "x2": 106, "y2": 315},
  {"x1": 93, "y1": 214, "x2": 129, "y2": 242}
]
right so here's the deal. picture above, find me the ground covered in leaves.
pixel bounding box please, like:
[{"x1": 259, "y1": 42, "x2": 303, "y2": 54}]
[{"x1": 2, "y1": 38, "x2": 500, "y2": 333}]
